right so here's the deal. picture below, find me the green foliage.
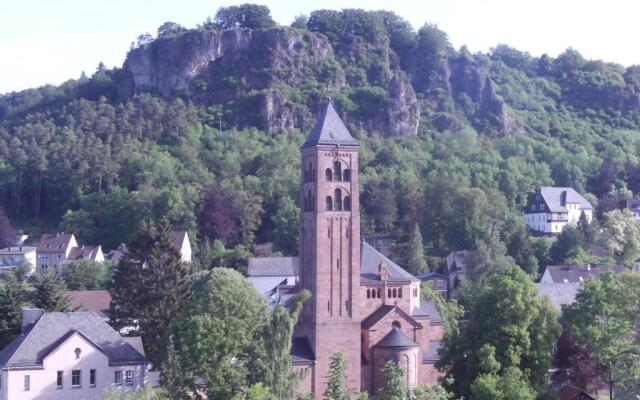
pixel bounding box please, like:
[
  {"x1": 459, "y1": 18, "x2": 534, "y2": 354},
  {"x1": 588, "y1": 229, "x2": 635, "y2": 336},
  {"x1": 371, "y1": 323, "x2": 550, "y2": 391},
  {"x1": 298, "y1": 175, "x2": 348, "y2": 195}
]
[
  {"x1": 601, "y1": 209, "x2": 640, "y2": 265},
  {"x1": 160, "y1": 335, "x2": 191, "y2": 400},
  {"x1": 270, "y1": 196, "x2": 299, "y2": 255},
  {"x1": 0, "y1": 273, "x2": 30, "y2": 347},
  {"x1": 214, "y1": 4, "x2": 277, "y2": 30},
  {"x1": 375, "y1": 361, "x2": 408, "y2": 400},
  {"x1": 102, "y1": 387, "x2": 172, "y2": 400},
  {"x1": 562, "y1": 272, "x2": 640, "y2": 398},
  {"x1": 31, "y1": 271, "x2": 71, "y2": 312},
  {"x1": 63, "y1": 260, "x2": 113, "y2": 290},
  {"x1": 324, "y1": 352, "x2": 351, "y2": 400},
  {"x1": 438, "y1": 267, "x2": 560, "y2": 398},
  {"x1": 470, "y1": 366, "x2": 536, "y2": 400}
]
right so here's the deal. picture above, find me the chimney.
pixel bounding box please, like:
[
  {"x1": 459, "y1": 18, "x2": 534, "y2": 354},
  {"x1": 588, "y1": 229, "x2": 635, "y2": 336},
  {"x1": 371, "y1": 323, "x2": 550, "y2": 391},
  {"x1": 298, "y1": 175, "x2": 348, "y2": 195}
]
[
  {"x1": 21, "y1": 309, "x2": 44, "y2": 334},
  {"x1": 560, "y1": 190, "x2": 567, "y2": 207}
]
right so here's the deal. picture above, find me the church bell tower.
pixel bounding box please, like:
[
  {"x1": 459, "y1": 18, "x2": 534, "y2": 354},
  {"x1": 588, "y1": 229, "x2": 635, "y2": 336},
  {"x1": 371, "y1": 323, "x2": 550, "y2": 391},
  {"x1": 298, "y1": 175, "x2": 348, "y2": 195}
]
[{"x1": 298, "y1": 102, "x2": 362, "y2": 395}]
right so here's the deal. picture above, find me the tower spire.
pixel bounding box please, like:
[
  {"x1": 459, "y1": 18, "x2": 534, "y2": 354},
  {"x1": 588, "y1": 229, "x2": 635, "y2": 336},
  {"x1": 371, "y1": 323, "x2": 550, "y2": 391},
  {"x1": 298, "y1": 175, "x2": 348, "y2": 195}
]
[{"x1": 302, "y1": 103, "x2": 357, "y2": 148}]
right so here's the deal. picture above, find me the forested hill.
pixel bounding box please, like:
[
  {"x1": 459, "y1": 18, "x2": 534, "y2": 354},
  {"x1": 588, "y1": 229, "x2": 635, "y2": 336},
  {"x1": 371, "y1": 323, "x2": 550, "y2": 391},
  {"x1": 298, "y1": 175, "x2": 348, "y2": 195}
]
[{"x1": 2, "y1": 5, "x2": 640, "y2": 270}]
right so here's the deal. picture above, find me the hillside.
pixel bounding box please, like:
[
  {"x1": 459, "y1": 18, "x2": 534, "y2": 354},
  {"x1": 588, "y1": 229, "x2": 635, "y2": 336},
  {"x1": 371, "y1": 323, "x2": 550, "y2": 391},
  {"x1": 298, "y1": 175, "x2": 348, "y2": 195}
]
[{"x1": 1, "y1": 6, "x2": 640, "y2": 271}]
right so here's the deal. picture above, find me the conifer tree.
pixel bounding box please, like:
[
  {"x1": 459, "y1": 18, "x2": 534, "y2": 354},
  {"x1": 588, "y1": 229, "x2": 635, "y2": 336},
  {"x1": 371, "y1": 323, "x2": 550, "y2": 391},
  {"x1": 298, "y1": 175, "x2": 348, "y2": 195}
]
[
  {"x1": 109, "y1": 219, "x2": 191, "y2": 363},
  {"x1": 324, "y1": 352, "x2": 350, "y2": 400},
  {"x1": 0, "y1": 274, "x2": 30, "y2": 347},
  {"x1": 404, "y1": 223, "x2": 428, "y2": 276},
  {"x1": 262, "y1": 290, "x2": 310, "y2": 399},
  {"x1": 376, "y1": 361, "x2": 407, "y2": 400},
  {"x1": 160, "y1": 335, "x2": 190, "y2": 400},
  {"x1": 31, "y1": 271, "x2": 71, "y2": 312}
]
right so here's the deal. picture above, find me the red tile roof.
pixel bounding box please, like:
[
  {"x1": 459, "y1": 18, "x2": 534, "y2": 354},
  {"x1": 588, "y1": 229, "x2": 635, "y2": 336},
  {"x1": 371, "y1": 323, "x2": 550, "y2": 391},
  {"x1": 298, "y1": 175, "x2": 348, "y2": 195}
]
[
  {"x1": 67, "y1": 290, "x2": 111, "y2": 318},
  {"x1": 37, "y1": 233, "x2": 75, "y2": 253}
]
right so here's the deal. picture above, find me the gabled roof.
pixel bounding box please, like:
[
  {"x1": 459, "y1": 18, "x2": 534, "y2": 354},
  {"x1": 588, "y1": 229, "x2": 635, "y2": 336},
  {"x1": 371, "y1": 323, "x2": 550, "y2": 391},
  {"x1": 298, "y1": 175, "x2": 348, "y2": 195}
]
[
  {"x1": 302, "y1": 102, "x2": 358, "y2": 148},
  {"x1": 362, "y1": 305, "x2": 421, "y2": 330},
  {"x1": 248, "y1": 257, "x2": 299, "y2": 276},
  {"x1": 67, "y1": 246, "x2": 101, "y2": 261},
  {"x1": 535, "y1": 283, "x2": 579, "y2": 311},
  {"x1": 37, "y1": 233, "x2": 75, "y2": 253},
  {"x1": 375, "y1": 326, "x2": 418, "y2": 349},
  {"x1": 360, "y1": 242, "x2": 419, "y2": 283},
  {"x1": 67, "y1": 290, "x2": 112, "y2": 318},
  {"x1": 411, "y1": 300, "x2": 444, "y2": 324},
  {"x1": 0, "y1": 311, "x2": 147, "y2": 368},
  {"x1": 543, "y1": 265, "x2": 625, "y2": 284},
  {"x1": 416, "y1": 272, "x2": 448, "y2": 281},
  {"x1": 172, "y1": 231, "x2": 188, "y2": 249},
  {"x1": 557, "y1": 385, "x2": 596, "y2": 400},
  {"x1": 538, "y1": 187, "x2": 593, "y2": 212}
]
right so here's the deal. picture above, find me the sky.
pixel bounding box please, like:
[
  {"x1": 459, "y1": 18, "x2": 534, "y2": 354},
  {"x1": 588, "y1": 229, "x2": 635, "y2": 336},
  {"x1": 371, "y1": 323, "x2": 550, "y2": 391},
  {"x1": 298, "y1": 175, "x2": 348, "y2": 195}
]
[{"x1": 0, "y1": 0, "x2": 638, "y2": 94}]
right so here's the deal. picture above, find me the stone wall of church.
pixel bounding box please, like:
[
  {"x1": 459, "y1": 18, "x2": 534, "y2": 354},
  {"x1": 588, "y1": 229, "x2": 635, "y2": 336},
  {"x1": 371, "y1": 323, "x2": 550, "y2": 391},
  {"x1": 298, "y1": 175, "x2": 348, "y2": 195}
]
[
  {"x1": 294, "y1": 364, "x2": 314, "y2": 396},
  {"x1": 372, "y1": 346, "x2": 419, "y2": 392}
]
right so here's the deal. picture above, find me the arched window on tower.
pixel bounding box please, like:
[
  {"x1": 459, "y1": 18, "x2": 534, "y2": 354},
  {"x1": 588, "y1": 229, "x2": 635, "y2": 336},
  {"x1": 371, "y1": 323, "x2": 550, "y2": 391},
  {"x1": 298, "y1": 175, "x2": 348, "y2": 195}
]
[
  {"x1": 307, "y1": 190, "x2": 313, "y2": 211},
  {"x1": 398, "y1": 287, "x2": 402, "y2": 298},
  {"x1": 392, "y1": 320, "x2": 401, "y2": 329},
  {"x1": 326, "y1": 196, "x2": 333, "y2": 211},
  {"x1": 392, "y1": 288, "x2": 397, "y2": 298},
  {"x1": 367, "y1": 289, "x2": 371, "y2": 299},
  {"x1": 377, "y1": 288, "x2": 381, "y2": 298},
  {"x1": 334, "y1": 161, "x2": 342, "y2": 181},
  {"x1": 334, "y1": 188, "x2": 343, "y2": 211},
  {"x1": 343, "y1": 169, "x2": 351, "y2": 182},
  {"x1": 308, "y1": 162, "x2": 312, "y2": 182},
  {"x1": 325, "y1": 168, "x2": 332, "y2": 181},
  {"x1": 343, "y1": 196, "x2": 351, "y2": 211}
]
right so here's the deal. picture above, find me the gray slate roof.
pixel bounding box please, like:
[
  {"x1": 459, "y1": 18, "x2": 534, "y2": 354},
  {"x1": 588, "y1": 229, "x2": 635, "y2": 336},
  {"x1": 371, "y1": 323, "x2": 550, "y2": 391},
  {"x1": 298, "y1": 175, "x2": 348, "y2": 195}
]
[
  {"x1": 248, "y1": 257, "x2": 299, "y2": 276},
  {"x1": 0, "y1": 311, "x2": 148, "y2": 368},
  {"x1": 540, "y1": 187, "x2": 593, "y2": 212},
  {"x1": 361, "y1": 242, "x2": 419, "y2": 283},
  {"x1": 411, "y1": 300, "x2": 444, "y2": 324},
  {"x1": 422, "y1": 340, "x2": 442, "y2": 363},
  {"x1": 375, "y1": 326, "x2": 418, "y2": 348},
  {"x1": 544, "y1": 264, "x2": 625, "y2": 284},
  {"x1": 535, "y1": 283, "x2": 580, "y2": 311},
  {"x1": 302, "y1": 103, "x2": 358, "y2": 148}
]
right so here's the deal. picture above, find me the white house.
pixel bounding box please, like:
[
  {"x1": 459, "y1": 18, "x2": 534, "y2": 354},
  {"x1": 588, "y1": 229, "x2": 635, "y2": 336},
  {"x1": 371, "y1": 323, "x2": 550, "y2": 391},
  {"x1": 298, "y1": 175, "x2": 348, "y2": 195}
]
[
  {"x1": 247, "y1": 257, "x2": 299, "y2": 306},
  {"x1": 0, "y1": 309, "x2": 149, "y2": 400},
  {"x1": 525, "y1": 187, "x2": 593, "y2": 234},
  {"x1": 172, "y1": 231, "x2": 192, "y2": 263},
  {"x1": 36, "y1": 233, "x2": 78, "y2": 273},
  {"x1": 539, "y1": 264, "x2": 625, "y2": 284},
  {"x1": 0, "y1": 246, "x2": 37, "y2": 274}
]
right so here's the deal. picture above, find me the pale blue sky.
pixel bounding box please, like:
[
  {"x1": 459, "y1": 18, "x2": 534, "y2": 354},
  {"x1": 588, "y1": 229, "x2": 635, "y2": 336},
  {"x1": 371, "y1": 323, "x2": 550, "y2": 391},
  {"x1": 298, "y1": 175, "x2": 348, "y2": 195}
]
[{"x1": 1, "y1": 0, "x2": 637, "y2": 94}]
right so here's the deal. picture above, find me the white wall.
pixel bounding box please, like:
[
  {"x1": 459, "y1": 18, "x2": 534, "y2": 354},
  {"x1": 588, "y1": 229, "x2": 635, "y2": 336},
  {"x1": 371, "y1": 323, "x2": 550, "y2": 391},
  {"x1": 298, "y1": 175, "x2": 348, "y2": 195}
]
[{"x1": 2, "y1": 333, "x2": 146, "y2": 400}]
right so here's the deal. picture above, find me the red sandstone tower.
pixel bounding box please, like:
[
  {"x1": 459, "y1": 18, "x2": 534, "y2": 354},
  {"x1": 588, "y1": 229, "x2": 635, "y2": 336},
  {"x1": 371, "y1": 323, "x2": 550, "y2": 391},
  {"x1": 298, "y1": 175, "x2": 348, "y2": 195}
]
[{"x1": 298, "y1": 103, "x2": 362, "y2": 395}]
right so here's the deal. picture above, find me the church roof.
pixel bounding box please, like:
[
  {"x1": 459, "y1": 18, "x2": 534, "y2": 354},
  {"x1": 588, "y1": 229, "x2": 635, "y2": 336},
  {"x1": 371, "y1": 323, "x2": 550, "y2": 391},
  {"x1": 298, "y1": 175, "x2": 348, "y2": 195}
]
[
  {"x1": 302, "y1": 102, "x2": 358, "y2": 148},
  {"x1": 360, "y1": 242, "x2": 420, "y2": 283},
  {"x1": 375, "y1": 326, "x2": 418, "y2": 349},
  {"x1": 291, "y1": 337, "x2": 314, "y2": 364},
  {"x1": 361, "y1": 305, "x2": 421, "y2": 329}
]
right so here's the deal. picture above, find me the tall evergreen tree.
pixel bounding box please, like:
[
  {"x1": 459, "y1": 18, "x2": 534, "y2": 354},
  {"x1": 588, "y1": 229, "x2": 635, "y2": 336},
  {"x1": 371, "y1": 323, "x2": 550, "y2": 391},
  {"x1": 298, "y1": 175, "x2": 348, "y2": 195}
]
[
  {"x1": 324, "y1": 352, "x2": 350, "y2": 400},
  {"x1": 0, "y1": 274, "x2": 30, "y2": 347},
  {"x1": 375, "y1": 361, "x2": 407, "y2": 400},
  {"x1": 262, "y1": 290, "x2": 310, "y2": 399},
  {"x1": 109, "y1": 219, "x2": 191, "y2": 363},
  {"x1": 0, "y1": 205, "x2": 16, "y2": 248},
  {"x1": 31, "y1": 271, "x2": 71, "y2": 312},
  {"x1": 160, "y1": 335, "x2": 191, "y2": 400},
  {"x1": 403, "y1": 223, "x2": 428, "y2": 276}
]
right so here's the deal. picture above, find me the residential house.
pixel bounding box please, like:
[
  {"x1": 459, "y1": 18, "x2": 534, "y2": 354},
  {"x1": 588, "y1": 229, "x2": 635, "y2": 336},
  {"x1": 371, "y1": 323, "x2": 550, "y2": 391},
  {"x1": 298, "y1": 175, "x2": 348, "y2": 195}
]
[
  {"x1": 539, "y1": 264, "x2": 626, "y2": 284},
  {"x1": 0, "y1": 309, "x2": 149, "y2": 400},
  {"x1": 254, "y1": 243, "x2": 274, "y2": 256},
  {"x1": 172, "y1": 231, "x2": 192, "y2": 263},
  {"x1": 556, "y1": 385, "x2": 596, "y2": 400},
  {"x1": 445, "y1": 250, "x2": 471, "y2": 297},
  {"x1": 247, "y1": 256, "x2": 299, "y2": 306},
  {"x1": 67, "y1": 290, "x2": 112, "y2": 320},
  {"x1": 525, "y1": 187, "x2": 593, "y2": 234},
  {"x1": 0, "y1": 246, "x2": 37, "y2": 274},
  {"x1": 535, "y1": 283, "x2": 580, "y2": 311},
  {"x1": 66, "y1": 246, "x2": 105, "y2": 264},
  {"x1": 417, "y1": 272, "x2": 449, "y2": 298},
  {"x1": 620, "y1": 199, "x2": 640, "y2": 221},
  {"x1": 36, "y1": 233, "x2": 78, "y2": 273}
]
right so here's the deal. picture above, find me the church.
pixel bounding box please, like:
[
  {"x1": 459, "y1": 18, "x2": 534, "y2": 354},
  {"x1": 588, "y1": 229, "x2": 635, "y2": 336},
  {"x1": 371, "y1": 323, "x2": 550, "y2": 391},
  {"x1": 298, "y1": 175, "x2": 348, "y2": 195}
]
[{"x1": 289, "y1": 103, "x2": 444, "y2": 396}]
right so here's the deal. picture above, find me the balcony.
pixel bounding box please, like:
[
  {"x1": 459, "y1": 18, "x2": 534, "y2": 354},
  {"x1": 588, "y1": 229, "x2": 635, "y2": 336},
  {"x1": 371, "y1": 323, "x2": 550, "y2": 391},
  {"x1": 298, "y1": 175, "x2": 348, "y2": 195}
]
[{"x1": 547, "y1": 213, "x2": 568, "y2": 222}]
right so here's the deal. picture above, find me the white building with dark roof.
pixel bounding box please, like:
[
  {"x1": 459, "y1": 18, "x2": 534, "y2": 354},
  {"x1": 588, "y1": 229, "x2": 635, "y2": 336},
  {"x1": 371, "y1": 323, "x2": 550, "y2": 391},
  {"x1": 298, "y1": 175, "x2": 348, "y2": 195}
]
[
  {"x1": 525, "y1": 187, "x2": 593, "y2": 234},
  {"x1": 0, "y1": 245, "x2": 36, "y2": 274},
  {"x1": 0, "y1": 309, "x2": 149, "y2": 400},
  {"x1": 539, "y1": 264, "x2": 625, "y2": 284}
]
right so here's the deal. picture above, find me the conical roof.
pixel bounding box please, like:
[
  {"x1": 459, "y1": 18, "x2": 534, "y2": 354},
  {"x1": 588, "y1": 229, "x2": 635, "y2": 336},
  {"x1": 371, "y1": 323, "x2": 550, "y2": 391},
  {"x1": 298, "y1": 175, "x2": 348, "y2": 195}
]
[
  {"x1": 302, "y1": 102, "x2": 358, "y2": 148},
  {"x1": 375, "y1": 326, "x2": 418, "y2": 349}
]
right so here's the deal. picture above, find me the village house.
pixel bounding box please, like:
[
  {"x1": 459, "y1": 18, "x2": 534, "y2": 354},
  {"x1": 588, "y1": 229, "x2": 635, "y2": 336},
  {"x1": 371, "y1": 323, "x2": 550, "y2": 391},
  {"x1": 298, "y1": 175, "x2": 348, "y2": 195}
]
[
  {"x1": 172, "y1": 231, "x2": 192, "y2": 263},
  {"x1": 67, "y1": 290, "x2": 112, "y2": 320},
  {"x1": 445, "y1": 250, "x2": 471, "y2": 298},
  {"x1": 242, "y1": 103, "x2": 444, "y2": 397},
  {"x1": 525, "y1": 187, "x2": 593, "y2": 234},
  {"x1": 0, "y1": 245, "x2": 37, "y2": 274},
  {"x1": 0, "y1": 309, "x2": 149, "y2": 400},
  {"x1": 36, "y1": 233, "x2": 79, "y2": 273},
  {"x1": 539, "y1": 264, "x2": 625, "y2": 284},
  {"x1": 417, "y1": 272, "x2": 449, "y2": 298}
]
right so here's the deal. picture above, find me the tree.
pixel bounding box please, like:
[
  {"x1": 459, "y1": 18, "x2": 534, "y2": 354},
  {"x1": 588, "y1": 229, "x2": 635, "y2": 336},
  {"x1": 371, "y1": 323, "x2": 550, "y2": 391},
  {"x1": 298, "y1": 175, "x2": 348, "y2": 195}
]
[
  {"x1": 402, "y1": 223, "x2": 428, "y2": 276},
  {"x1": 577, "y1": 211, "x2": 596, "y2": 248},
  {"x1": 109, "y1": 219, "x2": 191, "y2": 363},
  {"x1": 290, "y1": 15, "x2": 308, "y2": 29},
  {"x1": 438, "y1": 267, "x2": 560, "y2": 398},
  {"x1": 553, "y1": 331, "x2": 604, "y2": 392},
  {"x1": 200, "y1": 184, "x2": 237, "y2": 245},
  {"x1": 261, "y1": 290, "x2": 310, "y2": 399},
  {"x1": 470, "y1": 366, "x2": 536, "y2": 400},
  {"x1": 270, "y1": 196, "x2": 299, "y2": 255},
  {"x1": 375, "y1": 361, "x2": 407, "y2": 400},
  {"x1": 562, "y1": 272, "x2": 640, "y2": 399},
  {"x1": 0, "y1": 205, "x2": 16, "y2": 248},
  {"x1": 63, "y1": 260, "x2": 111, "y2": 290},
  {"x1": 31, "y1": 271, "x2": 71, "y2": 312},
  {"x1": 160, "y1": 335, "x2": 191, "y2": 400},
  {"x1": 170, "y1": 268, "x2": 270, "y2": 399},
  {"x1": 214, "y1": 4, "x2": 277, "y2": 30},
  {"x1": 466, "y1": 236, "x2": 516, "y2": 281},
  {"x1": 157, "y1": 21, "x2": 187, "y2": 37},
  {"x1": 601, "y1": 210, "x2": 640, "y2": 265},
  {"x1": 550, "y1": 225, "x2": 583, "y2": 264},
  {"x1": 0, "y1": 273, "x2": 30, "y2": 347},
  {"x1": 325, "y1": 352, "x2": 350, "y2": 400}
]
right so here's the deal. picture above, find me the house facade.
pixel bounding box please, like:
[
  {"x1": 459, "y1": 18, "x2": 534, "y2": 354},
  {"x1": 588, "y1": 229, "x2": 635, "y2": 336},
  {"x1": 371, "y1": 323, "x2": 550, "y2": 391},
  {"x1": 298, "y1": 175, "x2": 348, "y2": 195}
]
[
  {"x1": 0, "y1": 246, "x2": 36, "y2": 274},
  {"x1": 0, "y1": 310, "x2": 149, "y2": 400},
  {"x1": 525, "y1": 187, "x2": 593, "y2": 234},
  {"x1": 291, "y1": 103, "x2": 443, "y2": 397},
  {"x1": 445, "y1": 250, "x2": 471, "y2": 298},
  {"x1": 417, "y1": 272, "x2": 449, "y2": 298},
  {"x1": 247, "y1": 257, "x2": 299, "y2": 306},
  {"x1": 36, "y1": 233, "x2": 78, "y2": 273}
]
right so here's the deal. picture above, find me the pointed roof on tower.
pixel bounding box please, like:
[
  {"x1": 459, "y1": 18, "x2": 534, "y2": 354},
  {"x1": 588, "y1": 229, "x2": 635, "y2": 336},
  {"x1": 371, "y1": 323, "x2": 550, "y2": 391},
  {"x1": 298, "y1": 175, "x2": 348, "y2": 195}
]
[{"x1": 302, "y1": 102, "x2": 358, "y2": 148}]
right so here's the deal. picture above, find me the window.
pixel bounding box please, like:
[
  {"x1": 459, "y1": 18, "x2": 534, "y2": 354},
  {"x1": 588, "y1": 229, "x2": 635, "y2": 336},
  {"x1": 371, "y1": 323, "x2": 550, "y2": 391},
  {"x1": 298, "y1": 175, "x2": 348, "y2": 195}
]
[
  {"x1": 398, "y1": 287, "x2": 402, "y2": 298},
  {"x1": 392, "y1": 320, "x2": 401, "y2": 328},
  {"x1": 72, "y1": 370, "x2": 81, "y2": 387},
  {"x1": 343, "y1": 169, "x2": 351, "y2": 181},
  {"x1": 371, "y1": 288, "x2": 376, "y2": 299},
  {"x1": 24, "y1": 375, "x2": 30, "y2": 391},
  {"x1": 334, "y1": 161, "x2": 342, "y2": 181},
  {"x1": 307, "y1": 162, "x2": 313, "y2": 182},
  {"x1": 90, "y1": 369, "x2": 96, "y2": 386},
  {"x1": 334, "y1": 189, "x2": 342, "y2": 211},
  {"x1": 392, "y1": 288, "x2": 397, "y2": 297},
  {"x1": 306, "y1": 190, "x2": 313, "y2": 212},
  {"x1": 114, "y1": 371, "x2": 122, "y2": 385},
  {"x1": 326, "y1": 196, "x2": 333, "y2": 211},
  {"x1": 325, "y1": 168, "x2": 332, "y2": 181},
  {"x1": 377, "y1": 288, "x2": 381, "y2": 298},
  {"x1": 343, "y1": 196, "x2": 351, "y2": 211},
  {"x1": 41, "y1": 265, "x2": 48, "y2": 271},
  {"x1": 388, "y1": 288, "x2": 392, "y2": 297},
  {"x1": 413, "y1": 288, "x2": 418, "y2": 297},
  {"x1": 57, "y1": 371, "x2": 63, "y2": 389},
  {"x1": 367, "y1": 289, "x2": 371, "y2": 298}
]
